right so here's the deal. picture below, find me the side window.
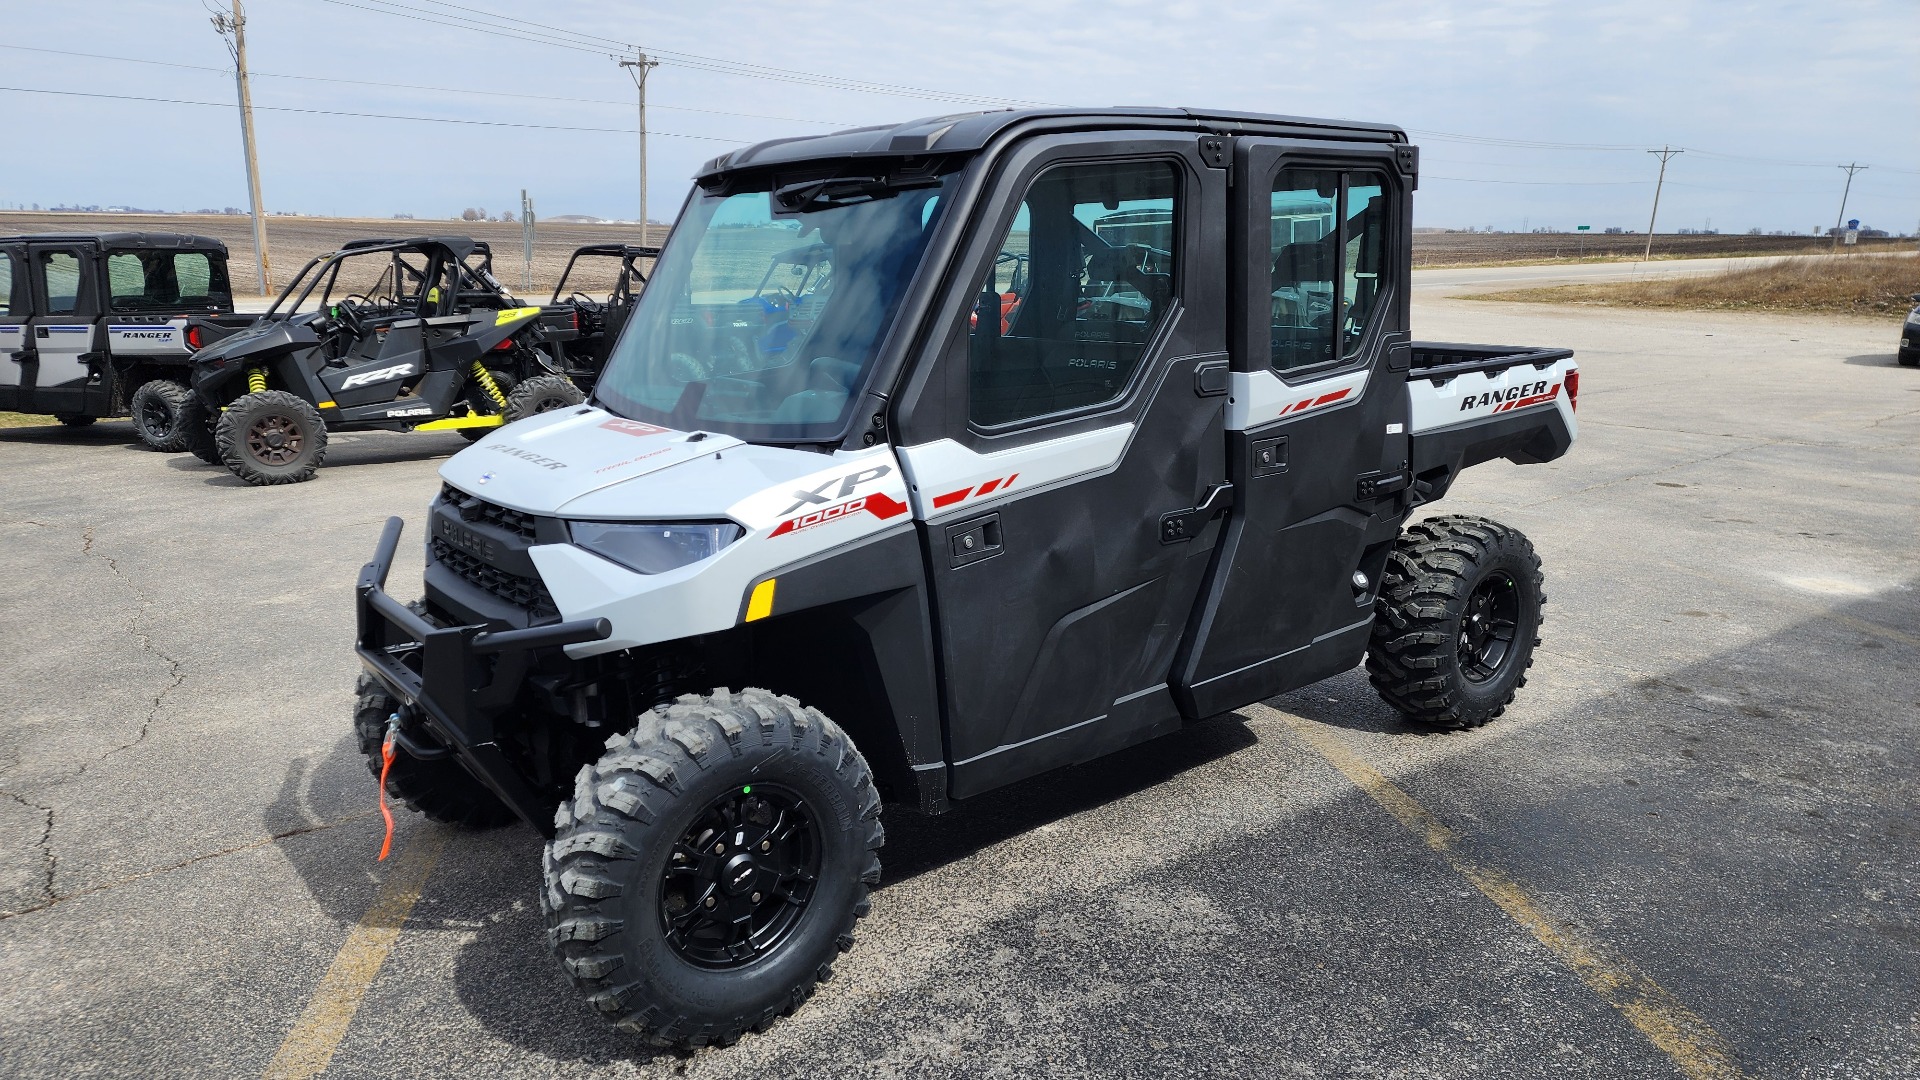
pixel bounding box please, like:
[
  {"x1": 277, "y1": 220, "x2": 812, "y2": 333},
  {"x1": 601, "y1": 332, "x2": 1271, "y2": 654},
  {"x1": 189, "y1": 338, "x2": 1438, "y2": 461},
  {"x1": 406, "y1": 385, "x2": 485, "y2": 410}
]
[
  {"x1": 39, "y1": 252, "x2": 85, "y2": 315},
  {"x1": 1343, "y1": 173, "x2": 1389, "y2": 358},
  {"x1": 0, "y1": 252, "x2": 13, "y2": 318},
  {"x1": 1269, "y1": 170, "x2": 1338, "y2": 371},
  {"x1": 1269, "y1": 168, "x2": 1393, "y2": 372},
  {"x1": 107, "y1": 252, "x2": 162, "y2": 310},
  {"x1": 968, "y1": 159, "x2": 1180, "y2": 428},
  {"x1": 174, "y1": 252, "x2": 231, "y2": 307}
]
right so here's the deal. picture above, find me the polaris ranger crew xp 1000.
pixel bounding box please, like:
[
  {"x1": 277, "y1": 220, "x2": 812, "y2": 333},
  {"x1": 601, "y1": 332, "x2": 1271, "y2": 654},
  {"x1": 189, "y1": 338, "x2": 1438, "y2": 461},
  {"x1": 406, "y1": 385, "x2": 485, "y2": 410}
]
[
  {"x1": 353, "y1": 108, "x2": 1579, "y2": 1047},
  {"x1": 185, "y1": 237, "x2": 584, "y2": 485}
]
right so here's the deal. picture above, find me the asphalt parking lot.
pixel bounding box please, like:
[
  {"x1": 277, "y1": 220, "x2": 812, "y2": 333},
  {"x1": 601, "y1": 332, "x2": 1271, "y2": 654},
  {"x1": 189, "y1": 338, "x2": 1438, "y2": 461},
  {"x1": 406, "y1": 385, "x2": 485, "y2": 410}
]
[{"x1": 1, "y1": 290, "x2": 1915, "y2": 1079}]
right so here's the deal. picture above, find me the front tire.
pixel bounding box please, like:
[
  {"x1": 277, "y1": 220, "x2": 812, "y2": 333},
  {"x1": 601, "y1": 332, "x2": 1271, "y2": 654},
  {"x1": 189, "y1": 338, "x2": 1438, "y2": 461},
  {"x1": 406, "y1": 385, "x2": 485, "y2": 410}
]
[
  {"x1": 352, "y1": 673, "x2": 515, "y2": 828},
  {"x1": 130, "y1": 379, "x2": 194, "y2": 452},
  {"x1": 543, "y1": 688, "x2": 883, "y2": 1048},
  {"x1": 178, "y1": 396, "x2": 222, "y2": 465},
  {"x1": 505, "y1": 373, "x2": 585, "y2": 422},
  {"x1": 214, "y1": 390, "x2": 328, "y2": 485},
  {"x1": 1367, "y1": 514, "x2": 1545, "y2": 730}
]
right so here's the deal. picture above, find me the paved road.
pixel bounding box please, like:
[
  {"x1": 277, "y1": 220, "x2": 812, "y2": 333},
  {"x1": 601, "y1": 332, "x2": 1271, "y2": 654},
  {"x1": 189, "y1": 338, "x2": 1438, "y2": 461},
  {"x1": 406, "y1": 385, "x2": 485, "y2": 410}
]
[
  {"x1": 1411, "y1": 252, "x2": 1864, "y2": 295},
  {"x1": 1, "y1": 297, "x2": 1915, "y2": 1079}
]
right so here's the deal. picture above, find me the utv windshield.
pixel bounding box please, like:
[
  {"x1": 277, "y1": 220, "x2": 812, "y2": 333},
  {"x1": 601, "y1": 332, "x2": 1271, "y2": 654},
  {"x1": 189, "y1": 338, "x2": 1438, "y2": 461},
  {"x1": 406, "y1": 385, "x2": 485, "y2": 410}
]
[{"x1": 595, "y1": 171, "x2": 954, "y2": 442}]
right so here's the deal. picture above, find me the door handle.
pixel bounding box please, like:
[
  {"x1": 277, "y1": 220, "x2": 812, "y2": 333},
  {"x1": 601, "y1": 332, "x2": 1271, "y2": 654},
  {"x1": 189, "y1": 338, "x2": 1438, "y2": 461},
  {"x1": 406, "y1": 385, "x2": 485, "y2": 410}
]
[{"x1": 946, "y1": 513, "x2": 1002, "y2": 568}]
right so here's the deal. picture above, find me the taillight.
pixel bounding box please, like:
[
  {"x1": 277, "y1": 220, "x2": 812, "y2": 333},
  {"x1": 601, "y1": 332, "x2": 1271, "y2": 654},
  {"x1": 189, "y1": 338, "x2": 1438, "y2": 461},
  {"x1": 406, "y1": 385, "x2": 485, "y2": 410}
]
[
  {"x1": 1565, "y1": 370, "x2": 1579, "y2": 412},
  {"x1": 571, "y1": 309, "x2": 580, "y2": 331},
  {"x1": 185, "y1": 325, "x2": 203, "y2": 350},
  {"x1": 492, "y1": 336, "x2": 515, "y2": 352}
]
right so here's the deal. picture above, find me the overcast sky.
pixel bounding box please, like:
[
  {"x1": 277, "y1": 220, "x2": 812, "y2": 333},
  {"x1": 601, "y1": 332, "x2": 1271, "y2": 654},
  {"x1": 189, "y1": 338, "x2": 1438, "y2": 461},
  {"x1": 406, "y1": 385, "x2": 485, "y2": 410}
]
[{"x1": 2, "y1": 0, "x2": 1914, "y2": 233}]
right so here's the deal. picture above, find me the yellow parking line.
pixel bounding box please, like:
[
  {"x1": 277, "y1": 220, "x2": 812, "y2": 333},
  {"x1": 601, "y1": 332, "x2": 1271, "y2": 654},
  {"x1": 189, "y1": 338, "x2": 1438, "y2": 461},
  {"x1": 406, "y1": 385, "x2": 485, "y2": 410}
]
[
  {"x1": 261, "y1": 829, "x2": 450, "y2": 1080},
  {"x1": 1275, "y1": 712, "x2": 1748, "y2": 1080},
  {"x1": 1826, "y1": 612, "x2": 1919, "y2": 650}
]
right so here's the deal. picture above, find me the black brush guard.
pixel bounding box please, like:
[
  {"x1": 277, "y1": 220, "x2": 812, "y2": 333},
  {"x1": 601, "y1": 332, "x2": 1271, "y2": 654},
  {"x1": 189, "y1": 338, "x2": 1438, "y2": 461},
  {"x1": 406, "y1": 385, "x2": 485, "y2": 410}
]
[{"x1": 355, "y1": 516, "x2": 610, "y2": 831}]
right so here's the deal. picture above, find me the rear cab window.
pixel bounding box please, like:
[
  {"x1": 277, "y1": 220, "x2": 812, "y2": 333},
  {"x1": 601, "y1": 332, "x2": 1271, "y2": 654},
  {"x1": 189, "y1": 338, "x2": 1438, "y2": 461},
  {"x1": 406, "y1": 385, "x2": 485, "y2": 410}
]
[{"x1": 106, "y1": 250, "x2": 233, "y2": 311}]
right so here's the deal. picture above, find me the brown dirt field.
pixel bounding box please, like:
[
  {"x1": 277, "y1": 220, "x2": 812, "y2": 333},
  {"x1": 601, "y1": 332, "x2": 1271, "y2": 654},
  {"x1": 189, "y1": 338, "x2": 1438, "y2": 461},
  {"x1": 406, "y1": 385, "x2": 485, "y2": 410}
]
[
  {"x1": 1411, "y1": 230, "x2": 1915, "y2": 268},
  {"x1": 10, "y1": 212, "x2": 1913, "y2": 295},
  {"x1": 1469, "y1": 253, "x2": 1920, "y2": 317}
]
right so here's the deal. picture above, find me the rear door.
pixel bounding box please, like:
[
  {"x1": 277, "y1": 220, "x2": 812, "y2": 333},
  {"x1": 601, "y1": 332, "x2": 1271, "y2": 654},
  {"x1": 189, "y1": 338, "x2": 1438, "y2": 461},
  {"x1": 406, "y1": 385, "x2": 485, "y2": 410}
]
[
  {"x1": 24, "y1": 242, "x2": 105, "y2": 416},
  {"x1": 0, "y1": 243, "x2": 27, "y2": 409},
  {"x1": 1173, "y1": 139, "x2": 1416, "y2": 718},
  {"x1": 893, "y1": 132, "x2": 1230, "y2": 799}
]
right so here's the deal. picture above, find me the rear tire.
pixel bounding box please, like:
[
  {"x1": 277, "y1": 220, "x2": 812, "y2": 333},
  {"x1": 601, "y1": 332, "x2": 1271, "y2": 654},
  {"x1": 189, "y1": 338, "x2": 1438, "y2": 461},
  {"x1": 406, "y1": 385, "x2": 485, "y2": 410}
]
[
  {"x1": 179, "y1": 397, "x2": 222, "y2": 465},
  {"x1": 214, "y1": 390, "x2": 328, "y2": 485},
  {"x1": 352, "y1": 672, "x2": 515, "y2": 828},
  {"x1": 130, "y1": 379, "x2": 194, "y2": 452},
  {"x1": 1367, "y1": 514, "x2": 1544, "y2": 730},
  {"x1": 506, "y1": 374, "x2": 584, "y2": 422},
  {"x1": 543, "y1": 688, "x2": 883, "y2": 1048}
]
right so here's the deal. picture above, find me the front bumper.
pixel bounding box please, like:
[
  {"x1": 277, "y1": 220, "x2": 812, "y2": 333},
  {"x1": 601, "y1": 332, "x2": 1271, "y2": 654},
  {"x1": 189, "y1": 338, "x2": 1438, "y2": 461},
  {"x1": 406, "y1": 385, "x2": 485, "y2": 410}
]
[{"x1": 354, "y1": 516, "x2": 610, "y2": 831}]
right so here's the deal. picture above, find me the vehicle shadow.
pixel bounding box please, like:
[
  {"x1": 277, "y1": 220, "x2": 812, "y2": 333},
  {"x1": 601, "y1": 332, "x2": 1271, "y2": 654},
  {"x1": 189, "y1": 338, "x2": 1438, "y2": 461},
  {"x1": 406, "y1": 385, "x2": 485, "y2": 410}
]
[
  {"x1": 1841, "y1": 352, "x2": 1902, "y2": 367},
  {"x1": 0, "y1": 420, "x2": 139, "y2": 445}
]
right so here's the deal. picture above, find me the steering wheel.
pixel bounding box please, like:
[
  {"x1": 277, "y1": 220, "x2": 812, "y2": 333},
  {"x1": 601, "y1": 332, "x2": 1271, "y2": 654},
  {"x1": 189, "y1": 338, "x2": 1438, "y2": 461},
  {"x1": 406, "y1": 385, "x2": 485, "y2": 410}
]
[
  {"x1": 567, "y1": 291, "x2": 603, "y2": 310},
  {"x1": 332, "y1": 294, "x2": 375, "y2": 338}
]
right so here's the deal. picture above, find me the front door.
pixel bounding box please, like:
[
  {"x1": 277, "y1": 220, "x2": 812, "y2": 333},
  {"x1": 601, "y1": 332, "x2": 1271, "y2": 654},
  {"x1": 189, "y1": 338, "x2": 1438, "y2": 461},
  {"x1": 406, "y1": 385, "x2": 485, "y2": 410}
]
[
  {"x1": 0, "y1": 243, "x2": 27, "y2": 409},
  {"x1": 895, "y1": 134, "x2": 1230, "y2": 798},
  {"x1": 1174, "y1": 140, "x2": 1416, "y2": 717},
  {"x1": 24, "y1": 243, "x2": 103, "y2": 416}
]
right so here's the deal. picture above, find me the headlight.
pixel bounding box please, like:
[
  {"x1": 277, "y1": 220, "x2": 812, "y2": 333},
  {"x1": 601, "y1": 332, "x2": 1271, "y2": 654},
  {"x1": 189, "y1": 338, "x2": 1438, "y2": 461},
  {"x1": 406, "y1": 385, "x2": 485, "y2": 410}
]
[{"x1": 570, "y1": 521, "x2": 742, "y2": 575}]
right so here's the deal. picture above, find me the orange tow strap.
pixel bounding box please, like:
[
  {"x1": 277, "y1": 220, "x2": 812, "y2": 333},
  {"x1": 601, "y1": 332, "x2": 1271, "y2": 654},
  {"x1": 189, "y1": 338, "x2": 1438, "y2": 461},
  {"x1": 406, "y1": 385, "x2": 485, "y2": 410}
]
[{"x1": 377, "y1": 725, "x2": 398, "y2": 862}]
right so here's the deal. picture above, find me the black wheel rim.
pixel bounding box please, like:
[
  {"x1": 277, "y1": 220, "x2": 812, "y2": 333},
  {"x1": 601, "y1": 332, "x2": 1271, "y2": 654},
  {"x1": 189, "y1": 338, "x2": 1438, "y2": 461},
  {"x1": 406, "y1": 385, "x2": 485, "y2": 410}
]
[
  {"x1": 659, "y1": 783, "x2": 819, "y2": 969},
  {"x1": 1459, "y1": 574, "x2": 1521, "y2": 683},
  {"x1": 139, "y1": 396, "x2": 173, "y2": 436},
  {"x1": 246, "y1": 414, "x2": 303, "y2": 466}
]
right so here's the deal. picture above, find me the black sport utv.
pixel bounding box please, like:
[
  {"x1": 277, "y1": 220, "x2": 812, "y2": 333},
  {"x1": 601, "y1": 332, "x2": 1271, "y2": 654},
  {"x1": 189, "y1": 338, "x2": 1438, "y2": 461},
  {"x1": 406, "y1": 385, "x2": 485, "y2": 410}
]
[
  {"x1": 542, "y1": 243, "x2": 660, "y2": 393},
  {"x1": 183, "y1": 236, "x2": 585, "y2": 484}
]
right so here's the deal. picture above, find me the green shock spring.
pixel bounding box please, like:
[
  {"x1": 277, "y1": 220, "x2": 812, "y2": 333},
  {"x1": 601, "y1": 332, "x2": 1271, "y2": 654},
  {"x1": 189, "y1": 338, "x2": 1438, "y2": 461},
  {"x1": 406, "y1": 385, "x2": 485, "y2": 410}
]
[
  {"x1": 246, "y1": 368, "x2": 267, "y2": 394},
  {"x1": 471, "y1": 361, "x2": 508, "y2": 410}
]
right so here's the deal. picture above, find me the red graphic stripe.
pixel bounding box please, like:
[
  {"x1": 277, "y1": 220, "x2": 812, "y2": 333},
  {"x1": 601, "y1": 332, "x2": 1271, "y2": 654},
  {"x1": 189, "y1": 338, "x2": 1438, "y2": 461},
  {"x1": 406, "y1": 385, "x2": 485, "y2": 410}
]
[
  {"x1": 864, "y1": 493, "x2": 910, "y2": 520},
  {"x1": 932, "y1": 487, "x2": 972, "y2": 509},
  {"x1": 1493, "y1": 384, "x2": 1561, "y2": 414}
]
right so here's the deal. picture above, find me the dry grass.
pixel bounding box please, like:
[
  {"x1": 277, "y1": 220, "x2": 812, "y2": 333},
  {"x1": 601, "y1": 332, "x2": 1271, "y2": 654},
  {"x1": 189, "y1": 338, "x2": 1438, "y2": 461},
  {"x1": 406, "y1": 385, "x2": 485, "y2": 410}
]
[
  {"x1": 0, "y1": 411, "x2": 80, "y2": 429},
  {"x1": 1471, "y1": 254, "x2": 1920, "y2": 317}
]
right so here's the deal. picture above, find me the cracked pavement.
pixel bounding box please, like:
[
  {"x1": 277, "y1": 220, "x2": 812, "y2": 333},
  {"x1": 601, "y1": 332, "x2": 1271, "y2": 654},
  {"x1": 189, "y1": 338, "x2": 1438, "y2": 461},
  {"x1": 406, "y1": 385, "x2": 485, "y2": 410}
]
[{"x1": 0, "y1": 295, "x2": 1915, "y2": 1078}]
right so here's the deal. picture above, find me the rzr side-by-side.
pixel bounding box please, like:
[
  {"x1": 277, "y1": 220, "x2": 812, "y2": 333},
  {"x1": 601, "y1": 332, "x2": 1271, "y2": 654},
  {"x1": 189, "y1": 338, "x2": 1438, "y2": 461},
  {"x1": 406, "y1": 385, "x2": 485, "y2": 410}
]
[
  {"x1": 352, "y1": 108, "x2": 1580, "y2": 1048},
  {"x1": 544, "y1": 243, "x2": 660, "y2": 392},
  {"x1": 185, "y1": 237, "x2": 584, "y2": 485}
]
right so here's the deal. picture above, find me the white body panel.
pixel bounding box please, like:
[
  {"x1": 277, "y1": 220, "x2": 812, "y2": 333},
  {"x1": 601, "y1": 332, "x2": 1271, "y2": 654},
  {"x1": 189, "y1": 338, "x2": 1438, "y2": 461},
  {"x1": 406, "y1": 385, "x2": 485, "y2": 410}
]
[
  {"x1": 106, "y1": 323, "x2": 190, "y2": 358},
  {"x1": 895, "y1": 423, "x2": 1133, "y2": 520},
  {"x1": 0, "y1": 325, "x2": 23, "y2": 389},
  {"x1": 1226, "y1": 367, "x2": 1370, "y2": 431},
  {"x1": 1407, "y1": 356, "x2": 1578, "y2": 441},
  {"x1": 440, "y1": 406, "x2": 910, "y2": 656},
  {"x1": 33, "y1": 324, "x2": 93, "y2": 387}
]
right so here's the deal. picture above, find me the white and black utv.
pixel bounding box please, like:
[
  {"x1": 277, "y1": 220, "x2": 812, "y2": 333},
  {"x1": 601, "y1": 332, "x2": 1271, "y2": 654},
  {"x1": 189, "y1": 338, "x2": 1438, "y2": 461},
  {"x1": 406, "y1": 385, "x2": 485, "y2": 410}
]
[
  {"x1": 184, "y1": 237, "x2": 585, "y2": 484},
  {"x1": 0, "y1": 232, "x2": 251, "y2": 447},
  {"x1": 352, "y1": 107, "x2": 1579, "y2": 1047}
]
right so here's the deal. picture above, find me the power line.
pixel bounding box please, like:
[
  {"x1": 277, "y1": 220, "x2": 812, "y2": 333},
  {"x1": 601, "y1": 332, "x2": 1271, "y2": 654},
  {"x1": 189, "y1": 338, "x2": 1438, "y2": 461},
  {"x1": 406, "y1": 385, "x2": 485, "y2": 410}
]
[
  {"x1": 0, "y1": 43, "x2": 855, "y2": 127},
  {"x1": 0, "y1": 85, "x2": 745, "y2": 141}
]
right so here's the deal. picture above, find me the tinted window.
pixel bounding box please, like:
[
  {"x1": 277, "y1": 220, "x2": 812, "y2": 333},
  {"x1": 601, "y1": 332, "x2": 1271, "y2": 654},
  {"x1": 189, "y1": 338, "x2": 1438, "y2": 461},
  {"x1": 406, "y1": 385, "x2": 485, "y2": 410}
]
[
  {"x1": 107, "y1": 251, "x2": 232, "y2": 311},
  {"x1": 968, "y1": 159, "x2": 1180, "y2": 428},
  {"x1": 1343, "y1": 174, "x2": 1388, "y2": 358},
  {"x1": 1269, "y1": 168, "x2": 1393, "y2": 372},
  {"x1": 0, "y1": 252, "x2": 13, "y2": 318},
  {"x1": 40, "y1": 252, "x2": 83, "y2": 315}
]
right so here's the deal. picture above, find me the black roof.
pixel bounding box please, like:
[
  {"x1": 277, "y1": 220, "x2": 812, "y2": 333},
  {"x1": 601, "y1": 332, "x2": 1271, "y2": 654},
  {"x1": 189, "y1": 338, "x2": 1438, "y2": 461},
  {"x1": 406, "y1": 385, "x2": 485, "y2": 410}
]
[
  {"x1": 0, "y1": 231, "x2": 229, "y2": 253},
  {"x1": 698, "y1": 106, "x2": 1406, "y2": 179}
]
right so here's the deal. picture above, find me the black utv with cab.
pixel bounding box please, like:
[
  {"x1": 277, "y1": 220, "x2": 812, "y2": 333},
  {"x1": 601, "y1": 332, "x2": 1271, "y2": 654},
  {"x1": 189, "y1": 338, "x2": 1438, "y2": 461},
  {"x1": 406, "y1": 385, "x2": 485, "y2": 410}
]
[
  {"x1": 543, "y1": 243, "x2": 660, "y2": 392},
  {"x1": 352, "y1": 107, "x2": 1581, "y2": 1049},
  {"x1": 184, "y1": 236, "x2": 584, "y2": 485}
]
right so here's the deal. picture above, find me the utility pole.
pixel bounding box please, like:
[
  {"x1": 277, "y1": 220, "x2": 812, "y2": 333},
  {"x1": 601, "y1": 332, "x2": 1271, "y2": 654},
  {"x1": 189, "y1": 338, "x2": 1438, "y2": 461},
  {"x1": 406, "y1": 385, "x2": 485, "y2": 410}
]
[
  {"x1": 1642, "y1": 146, "x2": 1682, "y2": 262},
  {"x1": 521, "y1": 189, "x2": 536, "y2": 293},
  {"x1": 618, "y1": 52, "x2": 660, "y2": 241},
  {"x1": 211, "y1": 1, "x2": 272, "y2": 295},
  {"x1": 1831, "y1": 163, "x2": 1866, "y2": 251}
]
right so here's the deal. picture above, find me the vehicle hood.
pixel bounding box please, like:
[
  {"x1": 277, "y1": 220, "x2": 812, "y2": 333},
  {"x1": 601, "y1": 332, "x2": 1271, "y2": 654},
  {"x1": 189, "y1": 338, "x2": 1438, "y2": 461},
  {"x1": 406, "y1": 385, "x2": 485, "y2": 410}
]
[{"x1": 439, "y1": 405, "x2": 837, "y2": 520}]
